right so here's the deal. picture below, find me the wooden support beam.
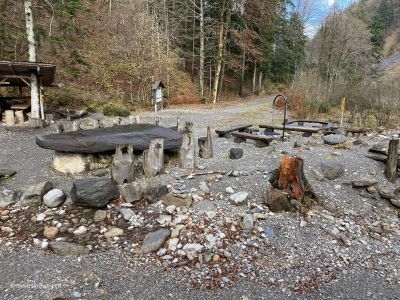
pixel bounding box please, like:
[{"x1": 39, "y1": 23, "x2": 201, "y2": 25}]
[
  {"x1": 111, "y1": 145, "x2": 140, "y2": 184},
  {"x1": 386, "y1": 138, "x2": 399, "y2": 182},
  {"x1": 5, "y1": 110, "x2": 15, "y2": 126},
  {"x1": 179, "y1": 122, "x2": 195, "y2": 170}
]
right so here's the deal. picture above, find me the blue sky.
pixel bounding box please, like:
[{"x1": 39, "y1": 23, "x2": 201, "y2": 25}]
[{"x1": 302, "y1": 0, "x2": 358, "y2": 37}]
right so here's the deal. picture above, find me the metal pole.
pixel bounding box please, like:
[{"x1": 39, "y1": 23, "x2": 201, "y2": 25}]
[{"x1": 272, "y1": 94, "x2": 288, "y2": 141}]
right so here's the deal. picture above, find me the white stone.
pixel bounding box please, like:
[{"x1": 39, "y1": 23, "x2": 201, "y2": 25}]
[
  {"x1": 43, "y1": 189, "x2": 66, "y2": 208},
  {"x1": 104, "y1": 227, "x2": 124, "y2": 239},
  {"x1": 73, "y1": 226, "x2": 87, "y2": 236},
  {"x1": 225, "y1": 187, "x2": 234, "y2": 194},
  {"x1": 229, "y1": 192, "x2": 249, "y2": 205}
]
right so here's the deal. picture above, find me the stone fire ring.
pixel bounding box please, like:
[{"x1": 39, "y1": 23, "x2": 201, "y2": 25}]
[{"x1": 36, "y1": 124, "x2": 183, "y2": 154}]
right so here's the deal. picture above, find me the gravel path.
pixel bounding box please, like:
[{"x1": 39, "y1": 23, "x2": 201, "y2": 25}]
[{"x1": 1, "y1": 96, "x2": 399, "y2": 300}]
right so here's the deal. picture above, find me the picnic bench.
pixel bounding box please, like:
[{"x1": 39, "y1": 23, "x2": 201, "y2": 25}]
[
  {"x1": 231, "y1": 131, "x2": 273, "y2": 148},
  {"x1": 215, "y1": 124, "x2": 252, "y2": 137},
  {"x1": 259, "y1": 120, "x2": 334, "y2": 136}
]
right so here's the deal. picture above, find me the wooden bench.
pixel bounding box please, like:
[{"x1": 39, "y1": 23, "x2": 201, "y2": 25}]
[
  {"x1": 215, "y1": 124, "x2": 252, "y2": 137},
  {"x1": 260, "y1": 124, "x2": 322, "y2": 133},
  {"x1": 231, "y1": 131, "x2": 273, "y2": 148}
]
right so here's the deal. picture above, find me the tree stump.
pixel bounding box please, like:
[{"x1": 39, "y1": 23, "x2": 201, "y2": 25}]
[
  {"x1": 198, "y1": 126, "x2": 213, "y2": 159},
  {"x1": 5, "y1": 110, "x2": 15, "y2": 126},
  {"x1": 179, "y1": 122, "x2": 195, "y2": 170},
  {"x1": 270, "y1": 155, "x2": 307, "y2": 202},
  {"x1": 143, "y1": 138, "x2": 164, "y2": 177},
  {"x1": 386, "y1": 138, "x2": 399, "y2": 182},
  {"x1": 111, "y1": 145, "x2": 140, "y2": 184}
]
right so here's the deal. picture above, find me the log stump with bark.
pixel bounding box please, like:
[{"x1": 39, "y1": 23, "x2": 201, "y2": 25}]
[
  {"x1": 269, "y1": 155, "x2": 310, "y2": 202},
  {"x1": 111, "y1": 144, "x2": 141, "y2": 184}
]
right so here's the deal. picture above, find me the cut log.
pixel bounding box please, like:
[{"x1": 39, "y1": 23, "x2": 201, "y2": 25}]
[
  {"x1": 111, "y1": 145, "x2": 141, "y2": 184},
  {"x1": 271, "y1": 155, "x2": 307, "y2": 201},
  {"x1": 386, "y1": 138, "x2": 399, "y2": 182},
  {"x1": 198, "y1": 126, "x2": 213, "y2": 159},
  {"x1": 5, "y1": 110, "x2": 15, "y2": 126},
  {"x1": 143, "y1": 138, "x2": 164, "y2": 177},
  {"x1": 179, "y1": 124, "x2": 195, "y2": 170}
]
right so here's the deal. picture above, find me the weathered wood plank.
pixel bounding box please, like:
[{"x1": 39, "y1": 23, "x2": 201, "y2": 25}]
[{"x1": 215, "y1": 124, "x2": 252, "y2": 137}]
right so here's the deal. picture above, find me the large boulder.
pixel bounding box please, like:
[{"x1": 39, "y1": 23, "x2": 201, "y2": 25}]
[
  {"x1": 70, "y1": 178, "x2": 119, "y2": 208},
  {"x1": 265, "y1": 188, "x2": 290, "y2": 212},
  {"x1": 320, "y1": 161, "x2": 344, "y2": 180},
  {"x1": 118, "y1": 182, "x2": 144, "y2": 203},
  {"x1": 21, "y1": 181, "x2": 53, "y2": 206},
  {"x1": 323, "y1": 134, "x2": 347, "y2": 145},
  {"x1": 229, "y1": 192, "x2": 249, "y2": 205},
  {"x1": 143, "y1": 183, "x2": 168, "y2": 204}
]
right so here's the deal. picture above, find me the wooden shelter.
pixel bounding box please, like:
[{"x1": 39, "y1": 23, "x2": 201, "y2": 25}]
[{"x1": 0, "y1": 60, "x2": 56, "y2": 119}]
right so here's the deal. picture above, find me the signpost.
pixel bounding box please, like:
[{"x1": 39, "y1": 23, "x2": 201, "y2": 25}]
[
  {"x1": 152, "y1": 81, "x2": 165, "y2": 114},
  {"x1": 340, "y1": 97, "x2": 346, "y2": 127}
]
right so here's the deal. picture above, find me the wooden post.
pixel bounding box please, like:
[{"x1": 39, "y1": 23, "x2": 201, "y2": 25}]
[
  {"x1": 386, "y1": 138, "x2": 399, "y2": 182},
  {"x1": 154, "y1": 116, "x2": 160, "y2": 126},
  {"x1": 5, "y1": 110, "x2": 15, "y2": 126},
  {"x1": 15, "y1": 110, "x2": 24, "y2": 124},
  {"x1": 179, "y1": 122, "x2": 195, "y2": 170},
  {"x1": 111, "y1": 145, "x2": 139, "y2": 184},
  {"x1": 143, "y1": 138, "x2": 164, "y2": 177},
  {"x1": 198, "y1": 126, "x2": 213, "y2": 159}
]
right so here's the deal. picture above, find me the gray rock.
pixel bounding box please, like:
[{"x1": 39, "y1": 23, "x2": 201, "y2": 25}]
[
  {"x1": 0, "y1": 168, "x2": 16, "y2": 178},
  {"x1": 321, "y1": 161, "x2": 344, "y2": 180},
  {"x1": 241, "y1": 214, "x2": 254, "y2": 231},
  {"x1": 104, "y1": 227, "x2": 124, "y2": 239},
  {"x1": 353, "y1": 139, "x2": 364, "y2": 146},
  {"x1": 120, "y1": 207, "x2": 135, "y2": 221},
  {"x1": 323, "y1": 134, "x2": 347, "y2": 145},
  {"x1": 141, "y1": 228, "x2": 171, "y2": 253},
  {"x1": 71, "y1": 178, "x2": 119, "y2": 208},
  {"x1": 230, "y1": 148, "x2": 243, "y2": 159},
  {"x1": 265, "y1": 188, "x2": 290, "y2": 212},
  {"x1": 50, "y1": 241, "x2": 90, "y2": 255},
  {"x1": 390, "y1": 199, "x2": 400, "y2": 208},
  {"x1": 143, "y1": 183, "x2": 168, "y2": 204},
  {"x1": 162, "y1": 193, "x2": 192, "y2": 208},
  {"x1": 119, "y1": 182, "x2": 143, "y2": 203},
  {"x1": 351, "y1": 179, "x2": 377, "y2": 188},
  {"x1": 21, "y1": 181, "x2": 53, "y2": 206},
  {"x1": 294, "y1": 141, "x2": 302, "y2": 148},
  {"x1": 199, "y1": 181, "x2": 210, "y2": 194},
  {"x1": 193, "y1": 200, "x2": 215, "y2": 212},
  {"x1": 378, "y1": 188, "x2": 395, "y2": 200},
  {"x1": 79, "y1": 118, "x2": 99, "y2": 130},
  {"x1": 229, "y1": 192, "x2": 249, "y2": 205},
  {"x1": 93, "y1": 210, "x2": 107, "y2": 222},
  {"x1": 43, "y1": 189, "x2": 66, "y2": 208},
  {"x1": 310, "y1": 168, "x2": 324, "y2": 181},
  {"x1": 0, "y1": 189, "x2": 19, "y2": 208}
]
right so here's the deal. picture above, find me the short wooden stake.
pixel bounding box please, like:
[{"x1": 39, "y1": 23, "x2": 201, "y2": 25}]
[
  {"x1": 386, "y1": 138, "x2": 399, "y2": 182},
  {"x1": 179, "y1": 123, "x2": 195, "y2": 170},
  {"x1": 15, "y1": 110, "x2": 24, "y2": 124}
]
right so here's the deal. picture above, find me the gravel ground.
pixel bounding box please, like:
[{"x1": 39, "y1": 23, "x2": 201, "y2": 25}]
[{"x1": 0, "y1": 96, "x2": 399, "y2": 300}]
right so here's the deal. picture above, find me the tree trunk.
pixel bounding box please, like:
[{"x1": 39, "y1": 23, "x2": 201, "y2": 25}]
[
  {"x1": 258, "y1": 71, "x2": 263, "y2": 93},
  {"x1": 386, "y1": 138, "x2": 399, "y2": 182},
  {"x1": 252, "y1": 61, "x2": 257, "y2": 95},
  {"x1": 199, "y1": 0, "x2": 205, "y2": 98},
  {"x1": 212, "y1": 0, "x2": 232, "y2": 104},
  {"x1": 240, "y1": 48, "x2": 246, "y2": 97},
  {"x1": 24, "y1": 0, "x2": 40, "y2": 120}
]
